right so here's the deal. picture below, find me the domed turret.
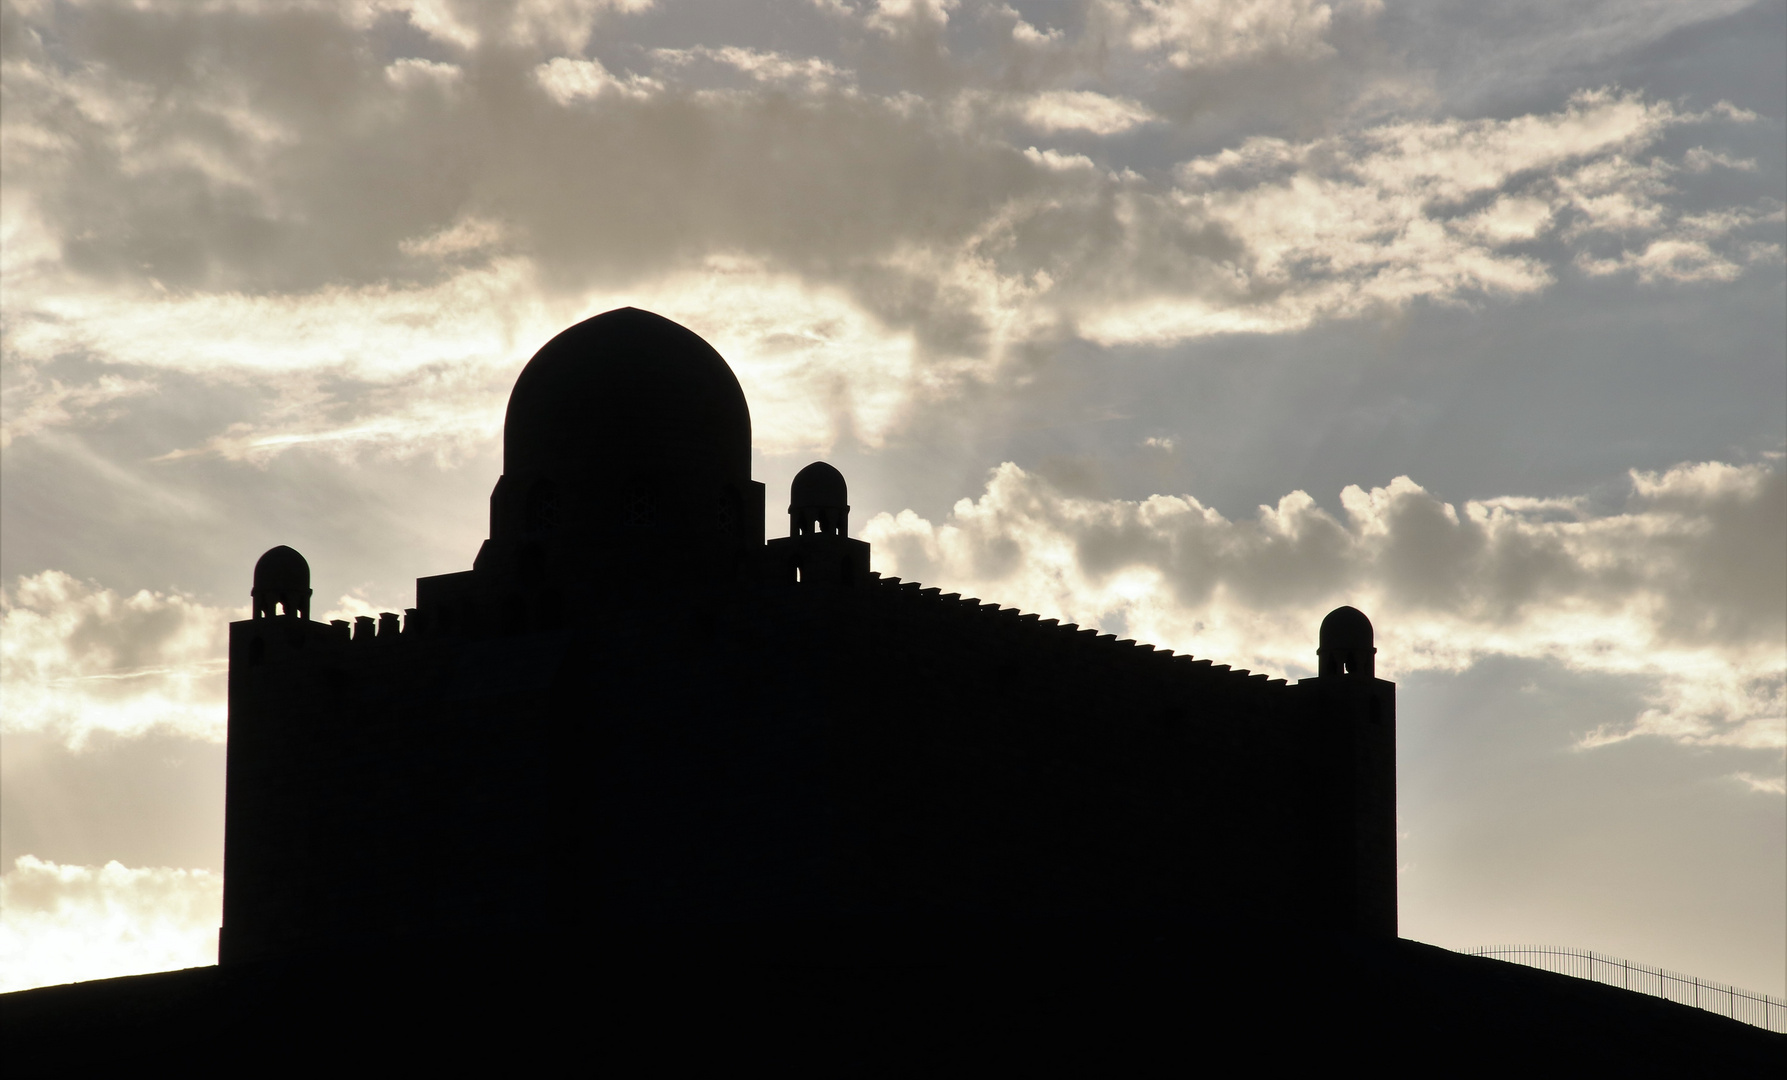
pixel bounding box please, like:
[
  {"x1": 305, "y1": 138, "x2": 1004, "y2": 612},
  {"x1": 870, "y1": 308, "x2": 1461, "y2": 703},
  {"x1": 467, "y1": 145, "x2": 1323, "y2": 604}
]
[
  {"x1": 252, "y1": 546, "x2": 311, "y2": 620},
  {"x1": 503, "y1": 308, "x2": 751, "y2": 482},
  {"x1": 486, "y1": 308, "x2": 758, "y2": 560},
  {"x1": 1318, "y1": 605, "x2": 1375, "y2": 678},
  {"x1": 765, "y1": 460, "x2": 869, "y2": 588},
  {"x1": 789, "y1": 461, "x2": 849, "y2": 537}
]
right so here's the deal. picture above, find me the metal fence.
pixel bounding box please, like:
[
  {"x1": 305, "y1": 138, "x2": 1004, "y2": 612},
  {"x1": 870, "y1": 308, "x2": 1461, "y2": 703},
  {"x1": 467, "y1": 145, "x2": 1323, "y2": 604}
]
[{"x1": 1460, "y1": 945, "x2": 1786, "y2": 1034}]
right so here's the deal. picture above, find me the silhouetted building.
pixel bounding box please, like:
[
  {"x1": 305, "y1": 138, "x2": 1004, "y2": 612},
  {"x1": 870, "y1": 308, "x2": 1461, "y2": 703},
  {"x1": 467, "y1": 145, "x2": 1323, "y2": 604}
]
[
  {"x1": 219, "y1": 308, "x2": 1395, "y2": 964},
  {"x1": 11, "y1": 310, "x2": 1778, "y2": 1071}
]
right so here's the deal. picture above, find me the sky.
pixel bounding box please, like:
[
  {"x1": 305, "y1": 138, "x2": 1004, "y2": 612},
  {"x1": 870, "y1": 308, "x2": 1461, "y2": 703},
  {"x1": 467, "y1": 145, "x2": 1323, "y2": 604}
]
[{"x1": 1, "y1": 0, "x2": 1782, "y2": 997}]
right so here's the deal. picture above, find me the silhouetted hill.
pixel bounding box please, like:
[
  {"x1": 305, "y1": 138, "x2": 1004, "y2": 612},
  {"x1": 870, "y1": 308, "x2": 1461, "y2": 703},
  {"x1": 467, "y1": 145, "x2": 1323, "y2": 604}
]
[{"x1": 5, "y1": 931, "x2": 1778, "y2": 1069}]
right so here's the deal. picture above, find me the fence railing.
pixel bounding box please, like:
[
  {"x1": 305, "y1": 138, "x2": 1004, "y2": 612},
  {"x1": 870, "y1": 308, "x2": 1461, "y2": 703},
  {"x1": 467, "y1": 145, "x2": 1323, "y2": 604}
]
[{"x1": 1460, "y1": 945, "x2": 1786, "y2": 1033}]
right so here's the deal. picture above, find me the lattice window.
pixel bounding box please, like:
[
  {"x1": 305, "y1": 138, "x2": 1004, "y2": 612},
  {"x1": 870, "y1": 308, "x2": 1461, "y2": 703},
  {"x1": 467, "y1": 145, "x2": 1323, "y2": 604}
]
[
  {"x1": 622, "y1": 481, "x2": 658, "y2": 528},
  {"x1": 525, "y1": 479, "x2": 560, "y2": 533},
  {"x1": 716, "y1": 484, "x2": 741, "y2": 540}
]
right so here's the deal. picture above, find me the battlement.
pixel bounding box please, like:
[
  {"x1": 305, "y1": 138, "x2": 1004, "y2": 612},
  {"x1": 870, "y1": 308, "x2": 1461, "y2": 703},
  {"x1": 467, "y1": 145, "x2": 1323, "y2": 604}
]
[
  {"x1": 231, "y1": 607, "x2": 425, "y2": 667},
  {"x1": 234, "y1": 565, "x2": 1342, "y2": 733},
  {"x1": 862, "y1": 572, "x2": 1289, "y2": 695},
  {"x1": 236, "y1": 566, "x2": 1316, "y2": 709}
]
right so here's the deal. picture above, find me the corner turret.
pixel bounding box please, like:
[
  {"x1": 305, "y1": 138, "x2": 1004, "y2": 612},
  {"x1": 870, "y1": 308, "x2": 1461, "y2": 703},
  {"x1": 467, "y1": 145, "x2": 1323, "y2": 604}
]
[
  {"x1": 1318, "y1": 605, "x2": 1375, "y2": 678},
  {"x1": 251, "y1": 546, "x2": 311, "y2": 621},
  {"x1": 767, "y1": 462, "x2": 869, "y2": 587},
  {"x1": 789, "y1": 461, "x2": 849, "y2": 537}
]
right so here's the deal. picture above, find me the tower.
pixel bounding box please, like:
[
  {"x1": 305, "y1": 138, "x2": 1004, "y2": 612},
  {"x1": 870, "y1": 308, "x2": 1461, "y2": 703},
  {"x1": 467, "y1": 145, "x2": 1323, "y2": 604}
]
[
  {"x1": 766, "y1": 461, "x2": 870, "y2": 587},
  {"x1": 1297, "y1": 604, "x2": 1397, "y2": 937}
]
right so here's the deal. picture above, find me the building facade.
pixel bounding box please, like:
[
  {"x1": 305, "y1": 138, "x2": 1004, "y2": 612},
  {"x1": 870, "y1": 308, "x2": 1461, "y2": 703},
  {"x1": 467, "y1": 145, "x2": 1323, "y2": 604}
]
[{"x1": 221, "y1": 308, "x2": 1395, "y2": 964}]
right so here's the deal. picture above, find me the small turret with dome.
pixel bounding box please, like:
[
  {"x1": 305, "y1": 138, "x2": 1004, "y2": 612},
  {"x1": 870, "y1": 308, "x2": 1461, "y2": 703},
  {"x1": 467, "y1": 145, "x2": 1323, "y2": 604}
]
[
  {"x1": 789, "y1": 461, "x2": 849, "y2": 537},
  {"x1": 766, "y1": 460, "x2": 869, "y2": 588},
  {"x1": 1318, "y1": 605, "x2": 1375, "y2": 678},
  {"x1": 252, "y1": 546, "x2": 311, "y2": 620}
]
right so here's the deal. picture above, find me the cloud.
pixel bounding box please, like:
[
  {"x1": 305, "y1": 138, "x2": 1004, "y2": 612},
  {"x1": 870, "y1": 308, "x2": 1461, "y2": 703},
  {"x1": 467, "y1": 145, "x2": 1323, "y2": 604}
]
[
  {"x1": 3, "y1": 254, "x2": 933, "y2": 463},
  {"x1": 650, "y1": 45, "x2": 853, "y2": 95},
  {"x1": 1683, "y1": 146, "x2": 1757, "y2": 174},
  {"x1": 1734, "y1": 771, "x2": 1786, "y2": 796},
  {"x1": 0, "y1": 572, "x2": 235, "y2": 747},
  {"x1": 1016, "y1": 90, "x2": 1156, "y2": 135},
  {"x1": 398, "y1": 214, "x2": 510, "y2": 260},
  {"x1": 1370, "y1": 2, "x2": 1761, "y2": 118},
  {"x1": 5, "y1": 260, "x2": 543, "y2": 465},
  {"x1": 0, "y1": 369, "x2": 156, "y2": 449},
  {"x1": 0, "y1": 855, "x2": 220, "y2": 993},
  {"x1": 1085, "y1": 89, "x2": 1768, "y2": 343},
  {"x1": 355, "y1": 0, "x2": 654, "y2": 53},
  {"x1": 0, "y1": 3, "x2": 1778, "y2": 469},
  {"x1": 533, "y1": 56, "x2": 659, "y2": 104},
  {"x1": 22, "y1": 455, "x2": 1776, "y2": 758},
  {"x1": 866, "y1": 0, "x2": 958, "y2": 37},
  {"x1": 1104, "y1": 0, "x2": 1344, "y2": 69},
  {"x1": 862, "y1": 458, "x2": 1786, "y2": 750},
  {"x1": 1001, "y1": 5, "x2": 1064, "y2": 47},
  {"x1": 1022, "y1": 146, "x2": 1099, "y2": 172},
  {"x1": 1575, "y1": 204, "x2": 1787, "y2": 285},
  {"x1": 0, "y1": 571, "x2": 419, "y2": 754}
]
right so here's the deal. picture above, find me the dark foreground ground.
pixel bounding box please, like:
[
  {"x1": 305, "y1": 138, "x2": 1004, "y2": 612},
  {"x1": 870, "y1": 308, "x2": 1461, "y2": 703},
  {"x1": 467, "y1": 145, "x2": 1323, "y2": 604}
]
[{"x1": 4, "y1": 929, "x2": 1779, "y2": 1070}]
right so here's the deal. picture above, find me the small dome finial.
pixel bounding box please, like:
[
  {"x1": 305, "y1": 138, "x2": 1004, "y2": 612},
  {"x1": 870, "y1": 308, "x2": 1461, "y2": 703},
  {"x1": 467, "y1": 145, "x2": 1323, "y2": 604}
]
[
  {"x1": 1319, "y1": 605, "x2": 1374, "y2": 678},
  {"x1": 252, "y1": 546, "x2": 312, "y2": 621},
  {"x1": 789, "y1": 462, "x2": 849, "y2": 537}
]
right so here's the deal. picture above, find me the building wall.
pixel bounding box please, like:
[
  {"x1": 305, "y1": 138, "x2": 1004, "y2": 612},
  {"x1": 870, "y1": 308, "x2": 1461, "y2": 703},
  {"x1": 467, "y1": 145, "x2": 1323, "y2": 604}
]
[{"x1": 222, "y1": 551, "x2": 1395, "y2": 964}]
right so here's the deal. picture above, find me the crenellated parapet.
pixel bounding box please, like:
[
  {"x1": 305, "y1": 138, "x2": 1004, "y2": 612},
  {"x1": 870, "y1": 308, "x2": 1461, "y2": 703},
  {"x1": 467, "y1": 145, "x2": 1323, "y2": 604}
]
[
  {"x1": 858, "y1": 572, "x2": 1289, "y2": 695},
  {"x1": 232, "y1": 605, "x2": 424, "y2": 673}
]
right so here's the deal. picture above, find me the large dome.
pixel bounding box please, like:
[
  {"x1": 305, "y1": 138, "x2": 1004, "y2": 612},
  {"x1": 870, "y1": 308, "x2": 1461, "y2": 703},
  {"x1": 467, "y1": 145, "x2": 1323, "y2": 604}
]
[{"x1": 504, "y1": 308, "x2": 751, "y2": 480}]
